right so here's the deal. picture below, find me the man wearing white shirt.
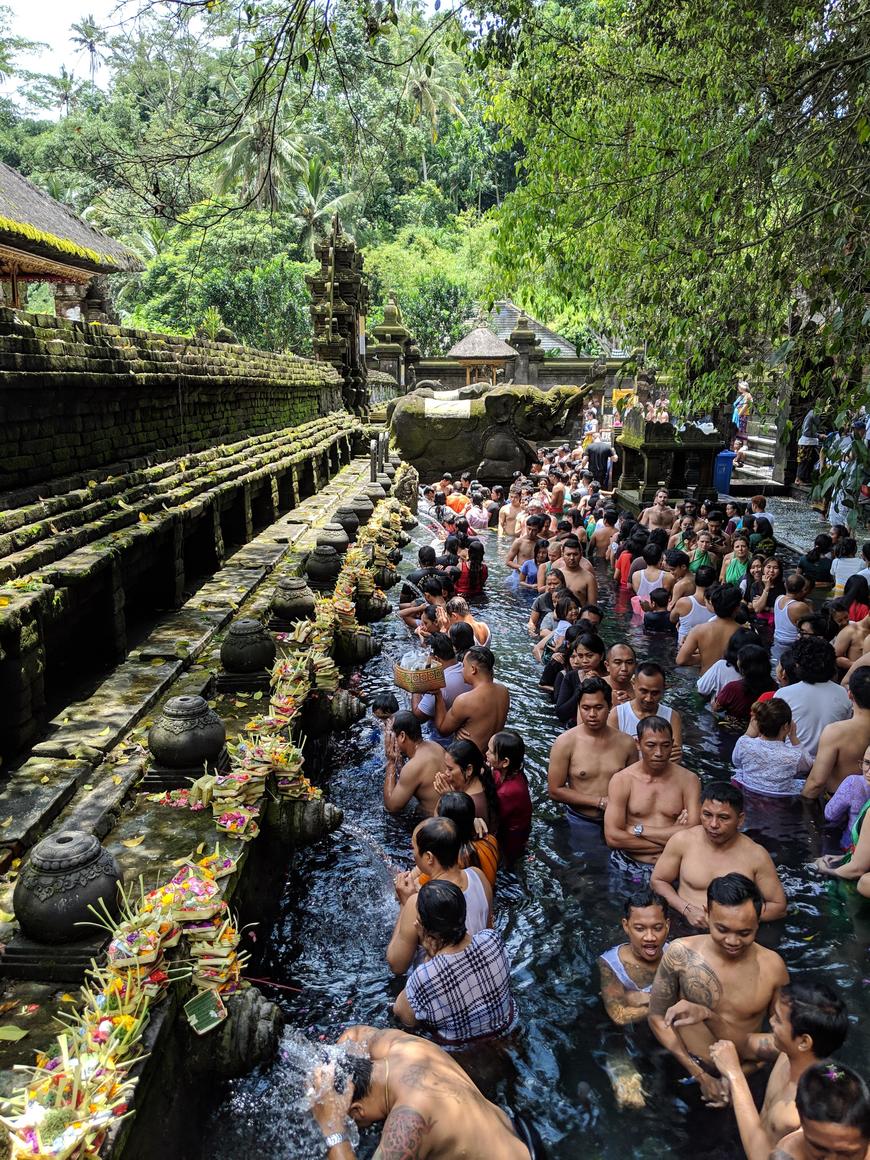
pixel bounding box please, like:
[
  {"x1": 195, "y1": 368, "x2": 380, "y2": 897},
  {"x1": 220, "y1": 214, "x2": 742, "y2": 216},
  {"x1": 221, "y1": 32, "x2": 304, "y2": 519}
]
[{"x1": 773, "y1": 637, "x2": 852, "y2": 760}]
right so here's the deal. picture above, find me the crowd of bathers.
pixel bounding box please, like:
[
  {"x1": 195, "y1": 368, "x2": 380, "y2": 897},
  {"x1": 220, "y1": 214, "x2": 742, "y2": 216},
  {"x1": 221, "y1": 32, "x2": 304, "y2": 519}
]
[{"x1": 310, "y1": 446, "x2": 870, "y2": 1160}]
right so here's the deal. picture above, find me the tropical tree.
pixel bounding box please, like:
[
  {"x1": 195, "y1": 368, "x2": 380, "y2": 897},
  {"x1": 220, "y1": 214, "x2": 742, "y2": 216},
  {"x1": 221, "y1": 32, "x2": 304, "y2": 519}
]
[
  {"x1": 397, "y1": 22, "x2": 467, "y2": 180},
  {"x1": 26, "y1": 66, "x2": 84, "y2": 117},
  {"x1": 70, "y1": 15, "x2": 105, "y2": 87},
  {"x1": 291, "y1": 158, "x2": 358, "y2": 256}
]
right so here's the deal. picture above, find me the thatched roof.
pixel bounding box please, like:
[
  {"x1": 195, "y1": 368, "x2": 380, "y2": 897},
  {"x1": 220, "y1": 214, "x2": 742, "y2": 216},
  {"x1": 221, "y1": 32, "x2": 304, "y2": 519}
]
[
  {"x1": 490, "y1": 299, "x2": 578, "y2": 358},
  {"x1": 446, "y1": 327, "x2": 517, "y2": 360},
  {"x1": 0, "y1": 162, "x2": 142, "y2": 276}
]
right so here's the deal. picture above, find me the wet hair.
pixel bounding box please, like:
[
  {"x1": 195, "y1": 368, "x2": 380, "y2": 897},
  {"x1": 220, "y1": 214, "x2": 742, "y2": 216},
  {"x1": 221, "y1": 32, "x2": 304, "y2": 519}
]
[
  {"x1": 792, "y1": 635, "x2": 837, "y2": 684},
  {"x1": 418, "y1": 545, "x2": 436, "y2": 566},
  {"x1": 666, "y1": 549, "x2": 690, "y2": 571},
  {"x1": 489, "y1": 729, "x2": 525, "y2": 775},
  {"x1": 336, "y1": 1054, "x2": 374, "y2": 1103},
  {"x1": 421, "y1": 576, "x2": 444, "y2": 597},
  {"x1": 534, "y1": 541, "x2": 550, "y2": 563},
  {"x1": 649, "y1": 587, "x2": 669, "y2": 609},
  {"x1": 795, "y1": 1063, "x2": 870, "y2": 1137},
  {"x1": 843, "y1": 573, "x2": 870, "y2": 607},
  {"x1": 578, "y1": 674, "x2": 612, "y2": 705},
  {"x1": 437, "y1": 791, "x2": 483, "y2": 869},
  {"x1": 723, "y1": 626, "x2": 765, "y2": 668},
  {"x1": 637, "y1": 714, "x2": 672, "y2": 739},
  {"x1": 781, "y1": 981, "x2": 849, "y2": 1057},
  {"x1": 446, "y1": 738, "x2": 499, "y2": 824},
  {"x1": 420, "y1": 605, "x2": 440, "y2": 627},
  {"x1": 371, "y1": 691, "x2": 400, "y2": 716},
  {"x1": 555, "y1": 594, "x2": 580, "y2": 621},
  {"x1": 449, "y1": 621, "x2": 475, "y2": 656},
  {"x1": 466, "y1": 538, "x2": 486, "y2": 581},
  {"x1": 572, "y1": 631, "x2": 606, "y2": 661},
  {"x1": 526, "y1": 515, "x2": 545, "y2": 530},
  {"x1": 465, "y1": 645, "x2": 495, "y2": 674},
  {"x1": 623, "y1": 886, "x2": 668, "y2": 920},
  {"x1": 753, "y1": 697, "x2": 792, "y2": 738},
  {"x1": 428, "y1": 632, "x2": 455, "y2": 662},
  {"x1": 849, "y1": 666, "x2": 870, "y2": 709},
  {"x1": 709, "y1": 582, "x2": 743, "y2": 618},
  {"x1": 701, "y1": 780, "x2": 744, "y2": 813},
  {"x1": 736, "y1": 644, "x2": 778, "y2": 699},
  {"x1": 417, "y1": 880, "x2": 467, "y2": 946},
  {"x1": 648, "y1": 528, "x2": 670, "y2": 549},
  {"x1": 602, "y1": 510, "x2": 618, "y2": 527},
  {"x1": 707, "y1": 872, "x2": 762, "y2": 917},
  {"x1": 635, "y1": 660, "x2": 666, "y2": 684},
  {"x1": 442, "y1": 534, "x2": 460, "y2": 556},
  {"x1": 415, "y1": 817, "x2": 461, "y2": 870},
  {"x1": 694, "y1": 564, "x2": 718, "y2": 589},
  {"x1": 392, "y1": 710, "x2": 422, "y2": 741},
  {"x1": 643, "y1": 542, "x2": 663, "y2": 565},
  {"x1": 445, "y1": 596, "x2": 470, "y2": 617},
  {"x1": 806, "y1": 533, "x2": 833, "y2": 563}
]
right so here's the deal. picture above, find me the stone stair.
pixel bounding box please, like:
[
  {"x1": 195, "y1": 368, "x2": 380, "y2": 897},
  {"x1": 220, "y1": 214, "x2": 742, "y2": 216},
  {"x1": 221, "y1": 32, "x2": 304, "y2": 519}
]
[{"x1": 732, "y1": 415, "x2": 782, "y2": 489}]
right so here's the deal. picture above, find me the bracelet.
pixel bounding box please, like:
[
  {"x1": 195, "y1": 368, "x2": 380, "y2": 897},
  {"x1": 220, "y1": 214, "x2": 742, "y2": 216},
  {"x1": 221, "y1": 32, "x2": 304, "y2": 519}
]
[{"x1": 323, "y1": 1132, "x2": 348, "y2": 1150}]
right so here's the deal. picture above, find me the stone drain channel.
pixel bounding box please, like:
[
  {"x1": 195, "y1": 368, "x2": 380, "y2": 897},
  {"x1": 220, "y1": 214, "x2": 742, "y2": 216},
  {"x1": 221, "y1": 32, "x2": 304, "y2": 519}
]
[{"x1": 0, "y1": 453, "x2": 400, "y2": 1157}]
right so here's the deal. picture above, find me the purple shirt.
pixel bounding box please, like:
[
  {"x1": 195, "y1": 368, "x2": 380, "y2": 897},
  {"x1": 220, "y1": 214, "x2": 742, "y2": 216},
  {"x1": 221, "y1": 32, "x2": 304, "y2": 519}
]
[{"x1": 824, "y1": 774, "x2": 870, "y2": 848}]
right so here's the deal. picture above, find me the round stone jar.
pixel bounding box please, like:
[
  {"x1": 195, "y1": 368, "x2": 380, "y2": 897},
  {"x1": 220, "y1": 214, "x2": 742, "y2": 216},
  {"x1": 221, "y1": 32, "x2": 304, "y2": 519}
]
[
  {"x1": 147, "y1": 695, "x2": 226, "y2": 769},
  {"x1": 220, "y1": 618, "x2": 276, "y2": 673},
  {"x1": 14, "y1": 831, "x2": 122, "y2": 944}
]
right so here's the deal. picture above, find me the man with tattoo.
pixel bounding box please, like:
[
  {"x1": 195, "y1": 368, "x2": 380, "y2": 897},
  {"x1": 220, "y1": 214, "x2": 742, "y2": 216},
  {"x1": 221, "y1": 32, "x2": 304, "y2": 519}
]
[
  {"x1": 309, "y1": 1027, "x2": 536, "y2": 1158},
  {"x1": 599, "y1": 887, "x2": 671, "y2": 1025},
  {"x1": 651, "y1": 781, "x2": 787, "y2": 927},
  {"x1": 648, "y1": 874, "x2": 789, "y2": 1107},
  {"x1": 708, "y1": 982, "x2": 848, "y2": 1159},
  {"x1": 770, "y1": 1062, "x2": 870, "y2": 1160},
  {"x1": 603, "y1": 716, "x2": 701, "y2": 874}
]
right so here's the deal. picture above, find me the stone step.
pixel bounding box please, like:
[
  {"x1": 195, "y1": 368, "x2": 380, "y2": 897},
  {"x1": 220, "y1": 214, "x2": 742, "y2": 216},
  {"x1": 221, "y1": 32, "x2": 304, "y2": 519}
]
[
  {"x1": 745, "y1": 448, "x2": 776, "y2": 466},
  {"x1": 734, "y1": 463, "x2": 775, "y2": 480},
  {"x1": 748, "y1": 435, "x2": 778, "y2": 450}
]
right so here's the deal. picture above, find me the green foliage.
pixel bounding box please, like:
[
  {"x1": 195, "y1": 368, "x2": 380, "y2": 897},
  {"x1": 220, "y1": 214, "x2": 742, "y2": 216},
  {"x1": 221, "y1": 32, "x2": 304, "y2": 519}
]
[{"x1": 197, "y1": 257, "x2": 314, "y2": 354}]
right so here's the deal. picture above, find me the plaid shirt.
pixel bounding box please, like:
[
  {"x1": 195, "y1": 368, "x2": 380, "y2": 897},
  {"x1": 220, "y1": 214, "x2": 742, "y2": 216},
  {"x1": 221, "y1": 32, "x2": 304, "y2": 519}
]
[{"x1": 406, "y1": 929, "x2": 515, "y2": 1050}]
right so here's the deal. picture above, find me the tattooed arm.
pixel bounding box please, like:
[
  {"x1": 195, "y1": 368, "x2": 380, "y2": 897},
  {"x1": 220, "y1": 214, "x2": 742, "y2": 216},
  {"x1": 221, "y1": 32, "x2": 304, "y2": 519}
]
[
  {"x1": 599, "y1": 959, "x2": 650, "y2": 1026},
  {"x1": 376, "y1": 1105, "x2": 435, "y2": 1160}
]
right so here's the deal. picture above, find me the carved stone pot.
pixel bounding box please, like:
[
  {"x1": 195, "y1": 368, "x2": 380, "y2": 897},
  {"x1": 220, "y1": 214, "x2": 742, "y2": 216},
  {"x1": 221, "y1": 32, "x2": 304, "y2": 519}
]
[
  {"x1": 386, "y1": 546, "x2": 403, "y2": 565},
  {"x1": 334, "y1": 629, "x2": 382, "y2": 666},
  {"x1": 397, "y1": 530, "x2": 412, "y2": 547},
  {"x1": 363, "y1": 482, "x2": 387, "y2": 503},
  {"x1": 285, "y1": 799, "x2": 344, "y2": 845},
  {"x1": 148, "y1": 695, "x2": 226, "y2": 769},
  {"x1": 349, "y1": 494, "x2": 374, "y2": 525},
  {"x1": 372, "y1": 564, "x2": 399, "y2": 589},
  {"x1": 332, "y1": 505, "x2": 360, "y2": 542},
  {"x1": 329, "y1": 689, "x2": 366, "y2": 731},
  {"x1": 355, "y1": 593, "x2": 390, "y2": 623},
  {"x1": 221, "y1": 619, "x2": 276, "y2": 674},
  {"x1": 300, "y1": 691, "x2": 333, "y2": 737},
  {"x1": 316, "y1": 523, "x2": 350, "y2": 555},
  {"x1": 375, "y1": 473, "x2": 392, "y2": 495},
  {"x1": 271, "y1": 576, "x2": 316, "y2": 623},
  {"x1": 383, "y1": 462, "x2": 396, "y2": 479},
  {"x1": 305, "y1": 545, "x2": 341, "y2": 590},
  {"x1": 14, "y1": 831, "x2": 122, "y2": 944}
]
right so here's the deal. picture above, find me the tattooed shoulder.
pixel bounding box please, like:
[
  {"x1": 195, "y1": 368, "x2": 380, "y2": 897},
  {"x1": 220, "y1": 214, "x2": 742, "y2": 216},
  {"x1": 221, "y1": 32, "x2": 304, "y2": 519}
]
[
  {"x1": 379, "y1": 1105, "x2": 435, "y2": 1160},
  {"x1": 678, "y1": 946, "x2": 723, "y2": 1008}
]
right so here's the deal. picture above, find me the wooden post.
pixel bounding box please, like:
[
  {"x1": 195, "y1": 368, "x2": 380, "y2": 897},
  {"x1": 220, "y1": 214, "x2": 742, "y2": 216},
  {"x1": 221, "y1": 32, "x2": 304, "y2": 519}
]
[{"x1": 10, "y1": 264, "x2": 19, "y2": 308}]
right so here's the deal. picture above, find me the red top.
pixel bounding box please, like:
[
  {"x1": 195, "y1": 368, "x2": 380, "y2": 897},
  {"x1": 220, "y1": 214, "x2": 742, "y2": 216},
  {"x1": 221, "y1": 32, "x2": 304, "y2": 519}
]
[
  {"x1": 495, "y1": 772, "x2": 532, "y2": 864},
  {"x1": 456, "y1": 562, "x2": 488, "y2": 597},
  {"x1": 849, "y1": 601, "x2": 870, "y2": 622},
  {"x1": 615, "y1": 549, "x2": 633, "y2": 587}
]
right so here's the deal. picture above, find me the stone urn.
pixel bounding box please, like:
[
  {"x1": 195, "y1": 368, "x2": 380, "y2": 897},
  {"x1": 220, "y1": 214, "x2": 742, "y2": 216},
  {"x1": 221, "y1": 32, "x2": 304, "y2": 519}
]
[
  {"x1": 14, "y1": 831, "x2": 122, "y2": 944},
  {"x1": 372, "y1": 564, "x2": 399, "y2": 589},
  {"x1": 375, "y1": 473, "x2": 393, "y2": 494},
  {"x1": 383, "y1": 462, "x2": 396, "y2": 479},
  {"x1": 333, "y1": 505, "x2": 360, "y2": 542},
  {"x1": 334, "y1": 629, "x2": 382, "y2": 666},
  {"x1": 316, "y1": 523, "x2": 350, "y2": 555},
  {"x1": 285, "y1": 799, "x2": 344, "y2": 845},
  {"x1": 386, "y1": 546, "x2": 402, "y2": 565},
  {"x1": 329, "y1": 689, "x2": 366, "y2": 731},
  {"x1": 356, "y1": 592, "x2": 390, "y2": 623},
  {"x1": 349, "y1": 494, "x2": 374, "y2": 525},
  {"x1": 270, "y1": 576, "x2": 316, "y2": 623},
  {"x1": 221, "y1": 619, "x2": 276, "y2": 674},
  {"x1": 300, "y1": 691, "x2": 333, "y2": 737},
  {"x1": 363, "y1": 482, "x2": 387, "y2": 503},
  {"x1": 148, "y1": 695, "x2": 226, "y2": 769},
  {"x1": 305, "y1": 545, "x2": 341, "y2": 590}
]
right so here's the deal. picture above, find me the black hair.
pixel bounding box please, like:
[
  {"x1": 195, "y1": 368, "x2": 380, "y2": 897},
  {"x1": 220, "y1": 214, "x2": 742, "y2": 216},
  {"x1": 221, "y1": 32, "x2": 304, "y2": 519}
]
[
  {"x1": 707, "y1": 872, "x2": 762, "y2": 917},
  {"x1": 806, "y1": 533, "x2": 833, "y2": 564},
  {"x1": 428, "y1": 632, "x2": 455, "y2": 662},
  {"x1": 392, "y1": 710, "x2": 422, "y2": 740},
  {"x1": 795, "y1": 1063, "x2": 870, "y2": 1137},
  {"x1": 602, "y1": 509, "x2": 618, "y2": 527},
  {"x1": 701, "y1": 780, "x2": 745, "y2": 813},
  {"x1": 694, "y1": 564, "x2": 718, "y2": 588},
  {"x1": 623, "y1": 886, "x2": 668, "y2": 920},
  {"x1": 371, "y1": 691, "x2": 400, "y2": 715},
  {"x1": 781, "y1": 981, "x2": 849, "y2": 1058},
  {"x1": 465, "y1": 645, "x2": 495, "y2": 673},
  {"x1": 648, "y1": 528, "x2": 670, "y2": 549},
  {"x1": 835, "y1": 535, "x2": 858, "y2": 560},
  {"x1": 643, "y1": 542, "x2": 663, "y2": 565},
  {"x1": 580, "y1": 603, "x2": 604, "y2": 620},
  {"x1": 792, "y1": 635, "x2": 837, "y2": 684},
  {"x1": 572, "y1": 631, "x2": 606, "y2": 660},
  {"x1": 754, "y1": 697, "x2": 792, "y2": 738},
  {"x1": 555, "y1": 594, "x2": 580, "y2": 621},
  {"x1": 446, "y1": 738, "x2": 499, "y2": 825},
  {"x1": 637, "y1": 715, "x2": 673, "y2": 739},
  {"x1": 737, "y1": 644, "x2": 778, "y2": 699},
  {"x1": 849, "y1": 665, "x2": 870, "y2": 709},
  {"x1": 649, "y1": 587, "x2": 669, "y2": 608},
  {"x1": 709, "y1": 582, "x2": 743, "y2": 618},
  {"x1": 436, "y1": 791, "x2": 482, "y2": 869},
  {"x1": 636, "y1": 660, "x2": 666, "y2": 683},
  {"x1": 723, "y1": 626, "x2": 765, "y2": 668},
  {"x1": 335, "y1": 1054, "x2": 374, "y2": 1103},
  {"x1": 449, "y1": 621, "x2": 475, "y2": 656},
  {"x1": 421, "y1": 576, "x2": 444, "y2": 597},
  {"x1": 420, "y1": 604, "x2": 440, "y2": 626},
  {"x1": 415, "y1": 816, "x2": 460, "y2": 869},
  {"x1": 843, "y1": 573, "x2": 870, "y2": 606},
  {"x1": 417, "y1": 880, "x2": 467, "y2": 947},
  {"x1": 418, "y1": 545, "x2": 437, "y2": 566},
  {"x1": 778, "y1": 645, "x2": 800, "y2": 685},
  {"x1": 442, "y1": 534, "x2": 460, "y2": 556},
  {"x1": 489, "y1": 729, "x2": 525, "y2": 775},
  {"x1": 666, "y1": 549, "x2": 690, "y2": 570},
  {"x1": 707, "y1": 509, "x2": 724, "y2": 522},
  {"x1": 578, "y1": 675, "x2": 612, "y2": 706}
]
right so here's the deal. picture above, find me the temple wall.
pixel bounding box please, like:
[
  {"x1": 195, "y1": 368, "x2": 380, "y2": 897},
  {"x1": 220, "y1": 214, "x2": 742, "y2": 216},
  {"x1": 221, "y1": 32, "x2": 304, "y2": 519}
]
[{"x1": 0, "y1": 309, "x2": 344, "y2": 495}]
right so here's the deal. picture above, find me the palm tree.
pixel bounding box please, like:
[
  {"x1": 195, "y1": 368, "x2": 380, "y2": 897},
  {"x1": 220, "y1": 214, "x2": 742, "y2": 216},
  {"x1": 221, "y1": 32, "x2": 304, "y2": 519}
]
[
  {"x1": 291, "y1": 158, "x2": 358, "y2": 256},
  {"x1": 215, "y1": 61, "x2": 308, "y2": 210},
  {"x1": 398, "y1": 26, "x2": 468, "y2": 181},
  {"x1": 39, "y1": 66, "x2": 83, "y2": 117},
  {"x1": 70, "y1": 15, "x2": 105, "y2": 87}
]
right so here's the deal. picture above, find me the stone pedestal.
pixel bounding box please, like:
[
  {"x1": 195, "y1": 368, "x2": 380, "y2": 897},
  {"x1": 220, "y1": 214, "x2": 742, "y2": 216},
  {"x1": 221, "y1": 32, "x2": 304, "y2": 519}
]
[{"x1": 615, "y1": 408, "x2": 724, "y2": 507}]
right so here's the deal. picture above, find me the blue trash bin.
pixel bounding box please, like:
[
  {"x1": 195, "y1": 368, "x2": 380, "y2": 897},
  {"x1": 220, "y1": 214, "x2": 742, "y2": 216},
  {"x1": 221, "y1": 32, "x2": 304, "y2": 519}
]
[{"x1": 713, "y1": 449, "x2": 736, "y2": 495}]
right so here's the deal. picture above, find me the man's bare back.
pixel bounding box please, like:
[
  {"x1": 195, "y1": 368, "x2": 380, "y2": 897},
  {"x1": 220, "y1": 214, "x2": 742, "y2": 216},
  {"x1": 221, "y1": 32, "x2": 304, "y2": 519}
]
[
  {"x1": 548, "y1": 723, "x2": 636, "y2": 819},
  {"x1": 677, "y1": 617, "x2": 740, "y2": 673},
  {"x1": 396, "y1": 740, "x2": 447, "y2": 815},
  {"x1": 803, "y1": 711, "x2": 870, "y2": 799},
  {"x1": 444, "y1": 683, "x2": 510, "y2": 752}
]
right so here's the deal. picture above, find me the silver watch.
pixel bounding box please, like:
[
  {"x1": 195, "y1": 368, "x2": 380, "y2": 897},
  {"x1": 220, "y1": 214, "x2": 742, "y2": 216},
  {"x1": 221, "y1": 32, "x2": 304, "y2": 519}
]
[
  {"x1": 632, "y1": 823, "x2": 644, "y2": 836},
  {"x1": 323, "y1": 1132, "x2": 348, "y2": 1150}
]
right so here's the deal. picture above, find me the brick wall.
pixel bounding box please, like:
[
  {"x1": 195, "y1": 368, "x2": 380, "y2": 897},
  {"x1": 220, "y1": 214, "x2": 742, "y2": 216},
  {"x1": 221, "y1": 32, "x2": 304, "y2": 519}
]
[{"x1": 0, "y1": 309, "x2": 343, "y2": 494}]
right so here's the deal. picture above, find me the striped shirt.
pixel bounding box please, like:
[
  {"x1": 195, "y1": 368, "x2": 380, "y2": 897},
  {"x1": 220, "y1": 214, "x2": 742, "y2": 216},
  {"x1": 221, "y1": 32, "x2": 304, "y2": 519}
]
[{"x1": 406, "y1": 929, "x2": 514, "y2": 1050}]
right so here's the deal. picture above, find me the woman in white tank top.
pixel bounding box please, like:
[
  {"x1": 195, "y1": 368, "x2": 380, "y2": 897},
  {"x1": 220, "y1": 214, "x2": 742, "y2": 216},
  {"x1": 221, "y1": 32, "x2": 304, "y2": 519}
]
[{"x1": 677, "y1": 595, "x2": 713, "y2": 644}]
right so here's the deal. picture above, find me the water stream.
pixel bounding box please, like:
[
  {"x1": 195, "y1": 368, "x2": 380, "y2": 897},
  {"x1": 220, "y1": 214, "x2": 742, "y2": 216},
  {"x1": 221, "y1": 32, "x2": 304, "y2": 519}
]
[{"x1": 194, "y1": 525, "x2": 870, "y2": 1160}]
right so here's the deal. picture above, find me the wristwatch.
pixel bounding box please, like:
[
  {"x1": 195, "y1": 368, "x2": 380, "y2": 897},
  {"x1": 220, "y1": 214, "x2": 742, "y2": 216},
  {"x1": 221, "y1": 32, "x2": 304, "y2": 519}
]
[
  {"x1": 323, "y1": 1132, "x2": 348, "y2": 1150},
  {"x1": 632, "y1": 823, "x2": 644, "y2": 836}
]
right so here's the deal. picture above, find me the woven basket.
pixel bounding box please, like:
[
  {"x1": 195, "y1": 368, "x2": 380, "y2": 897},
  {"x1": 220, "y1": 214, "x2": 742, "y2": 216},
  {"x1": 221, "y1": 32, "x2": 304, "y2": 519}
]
[{"x1": 393, "y1": 662, "x2": 446, "y2": 693}]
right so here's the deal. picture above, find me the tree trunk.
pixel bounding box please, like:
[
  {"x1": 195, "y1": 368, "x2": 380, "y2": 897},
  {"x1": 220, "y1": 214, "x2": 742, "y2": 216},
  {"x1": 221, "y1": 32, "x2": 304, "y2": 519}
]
[{"x1": 421, "y1": 151, "x2": 427, "y2": 182}]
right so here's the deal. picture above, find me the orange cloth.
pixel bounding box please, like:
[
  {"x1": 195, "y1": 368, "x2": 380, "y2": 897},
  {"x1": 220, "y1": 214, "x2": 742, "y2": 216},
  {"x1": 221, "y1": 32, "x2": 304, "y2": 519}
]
[
  {"x1": 446, "y1": 493, "x2": 471, "y2": 514},
  {"x1": 418, "y1": 834, "x2": 499, "y2": 889}
]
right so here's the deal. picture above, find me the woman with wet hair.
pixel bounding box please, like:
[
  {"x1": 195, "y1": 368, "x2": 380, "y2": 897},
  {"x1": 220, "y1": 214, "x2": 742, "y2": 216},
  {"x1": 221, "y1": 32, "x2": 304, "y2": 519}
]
[{"x1": 435, "y1": 739, "x2": 500, "y2": 831}]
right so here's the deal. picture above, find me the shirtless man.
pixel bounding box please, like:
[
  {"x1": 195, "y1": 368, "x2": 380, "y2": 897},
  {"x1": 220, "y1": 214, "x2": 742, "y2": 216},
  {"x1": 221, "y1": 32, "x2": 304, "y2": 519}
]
[
  {"x1": 768, "y1": 1063, "x2": 870, "y2": 1160},
  {"x1": 639, "y1": 488, "x2": 678, "y2": 531},
  {"x1": 834, "y1": 610, "x2": 870, "y2": 672},
  {"x1": 505, "y1": 514, "x2": 544, "y2": 571},
  {"x1": 648, "y1": 873, "x2": 789, "y2": 1106},
  {"x1": 607, "y1": 661, "x2": 684, "y2": 762},
  {"x1": 383, "y1": 711, "x2": 446, "y2": 816},
  {"x1": 604, "y1": 642, "x2": 637, "y2": 705},
  {"x1": 665, "y1": 549, "x2": 693, "y2": 606},
  {"x1": 604, "y1": 716, "x2": 700, "y2": 871},
  {"x1": 547, "y1": 677, "x2": 637, "y2": 823},
  {"x1": 589, "y1": 510, "x2": 618, "y2": 559},
  {"x1": 802, "y1": 666, "x2": 870, "y2": 800},
  {"x1": 676, "y1": 581, "x2": 743, "y2": 673},
  {"x1": 498, "y1": 488, "x2": 525, "y2": 539},
  {"x1": 559, "y1": 538, "x2": 598, "y2": 604},
  {"x1": 651, "y1": 781, "x2": 787, "y2": 926},
  {"x1": 310, "y1": 1027, "x2": 532, "y2": 1159},
  {"x1": 431, "y1": 646, "x2": 510, "y2": 752},
  {"x1": 709, "y1": 982, "x2": 848, "y2": 1160}
]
